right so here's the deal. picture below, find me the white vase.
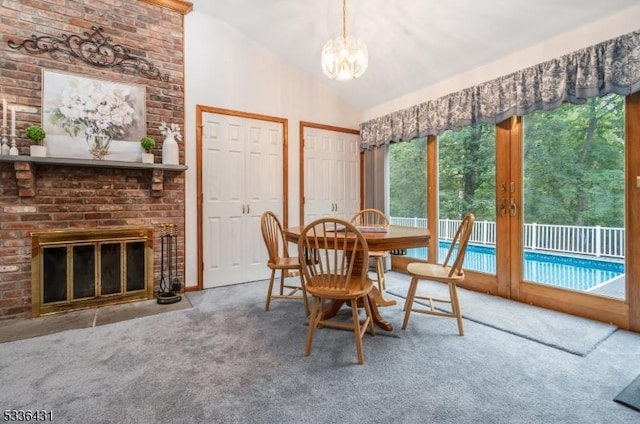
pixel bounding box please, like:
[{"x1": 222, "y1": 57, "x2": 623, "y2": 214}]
[
  {"x1": 86, "y1": 132, "x2": 112, "y2": 160},
  {"x1": 30, "y1": 145, "x2": 47, "y2": 157},
  {"x1": 162, "y1": 134, "x2": 179, "y2": 165}
]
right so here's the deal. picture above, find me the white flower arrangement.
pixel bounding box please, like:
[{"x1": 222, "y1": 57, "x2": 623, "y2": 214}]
[
  {"x1": 159, "y1": 122, "x2": 182, "y2": 141},
  {"x1": 50, "y1": 79, "x2": 136, "y2": 140}
]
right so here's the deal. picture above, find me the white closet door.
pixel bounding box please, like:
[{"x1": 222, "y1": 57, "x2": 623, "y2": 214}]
[
  {"x1": 332, "y1": 131, "x2": 361, "y2": 221},
  {"x1": 244, "y1": 118, "x2": 283, "y2": 282},
  {"x1": 202, "y1": 112, "x2": 282, "y2": 288},
  {"x1": 304, "y1": 129, "x2": 334, "y2": 223},
  {"x1": 304, "y1": 127, "x2": 360, "y2": 224}
]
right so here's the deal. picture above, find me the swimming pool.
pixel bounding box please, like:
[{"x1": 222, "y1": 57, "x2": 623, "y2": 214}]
[{"x1": 406, "y1": 242, "x2": 624, "y2": 291}]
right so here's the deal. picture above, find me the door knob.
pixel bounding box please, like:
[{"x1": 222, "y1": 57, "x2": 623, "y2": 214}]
[{"x1": 509, "y1": 199, "x2": 517, "y2": 217}]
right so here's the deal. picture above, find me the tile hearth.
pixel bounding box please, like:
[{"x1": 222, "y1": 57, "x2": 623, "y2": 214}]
[{"x1": 0, "y1": 297, "x2": 192, "y2": 343}]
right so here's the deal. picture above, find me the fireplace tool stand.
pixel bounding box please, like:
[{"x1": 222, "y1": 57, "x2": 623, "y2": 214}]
[{"x1": 157, "y1": 224, "x2": 182, "y2": 304}]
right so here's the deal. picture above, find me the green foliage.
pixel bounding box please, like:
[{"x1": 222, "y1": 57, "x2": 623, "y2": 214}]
[
  {"x1": 140, "y1": 136, "x2": 156, "y2": 152},
  {"x1": 523, "y1": 93, "x2": 624, "y2": 227},
  {"x1": 438, "y1": 124, "x2": 496, "y2": 221},
  {"x1": 25, "y1": 125, "x2": 46, "y2": 144},
  {"x1": 389, "y1": 138, "x2": 426, "y2": 218}
]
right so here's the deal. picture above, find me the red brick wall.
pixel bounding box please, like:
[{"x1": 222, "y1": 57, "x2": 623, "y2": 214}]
[{"x1": 0, "y1": 0, "x2": 186, "y2": 319}]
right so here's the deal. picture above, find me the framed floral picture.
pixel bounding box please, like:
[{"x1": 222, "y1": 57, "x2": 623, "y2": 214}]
[{"x1": 42, "y1": 70, "x2": 146, "y2": 161}]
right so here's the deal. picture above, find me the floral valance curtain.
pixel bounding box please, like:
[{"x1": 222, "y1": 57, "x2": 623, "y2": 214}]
[{"x1": 360, "y1": 29, "x2": 640, "y2": 150}]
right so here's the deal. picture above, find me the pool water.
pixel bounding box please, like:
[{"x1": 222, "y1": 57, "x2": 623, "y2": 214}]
[{"x1": 406, "y1": 243, "x2": 624, "y2": 291}]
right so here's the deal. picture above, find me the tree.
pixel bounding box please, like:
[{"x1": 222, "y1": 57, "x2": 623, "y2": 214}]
[
  {"x1": 389, "y1": 138, "x2": 426, "y2": 218},
  {"x1": 524, "y1": 93, "x2": 624, "y2": 227},
  {"x1": 438, "y1": 124, "x2": 495, "y2": 221}
]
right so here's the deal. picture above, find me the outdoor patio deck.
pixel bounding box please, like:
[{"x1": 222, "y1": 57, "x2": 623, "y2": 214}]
[{"x1": 588, "y1": 274, "x2": 626, "y2": 299}]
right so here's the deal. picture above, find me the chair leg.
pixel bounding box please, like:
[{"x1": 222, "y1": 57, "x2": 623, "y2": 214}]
[
  {"x1": 279, "y1": 268, "x2": 285, "y2": 295},
  {"x1": 402, "y1": 274, "x2": 419, "y2": 311},
  {"x1": 362, "y1": 296, "x2": 375, "y2": 337},
  {"x1": 350, "y1": 298, "x2": 365, "y2": 364},
  {"x1": 264, "y1": 268, "x2": 276, "y2": 311},
  {"x1": 304, "y1": 297, "x2": 320, "y2": 357},
  {"x1": 402, "y1": 276, "x2": 419, "y2": 330},
  {"x1": 376, "y1": 257, "x2": 385, "y2": 291},
  {"x1": 449, "y1": 282, "x2": 464, "y2": 336},
  {"x1": 299, "y1": 272, "x2": 310, "y2": 316},
  {"x1": 402, "y1": 275, "x2": 415, "y2": 312}
]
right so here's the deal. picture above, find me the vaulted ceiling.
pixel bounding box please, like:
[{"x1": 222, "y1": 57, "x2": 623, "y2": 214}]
[{"x1": 190, "y1": 0, "x2": 639, "y2": 111}]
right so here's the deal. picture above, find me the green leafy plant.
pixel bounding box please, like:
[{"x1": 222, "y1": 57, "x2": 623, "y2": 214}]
[
  {"x1": 140, "y1": 136, "x2": 156, "y2": 152},
  {"x1": 25, "y1": 125, "x2": 46, "y2": 145}
]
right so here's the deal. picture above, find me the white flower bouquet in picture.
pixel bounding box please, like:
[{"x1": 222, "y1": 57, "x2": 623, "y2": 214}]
[
  {"x1": 42, "y1": 70, "x2": 146, "y2": 162},
  {"x1": 159, "y1": 121, "x2": 181, "y2": 165},
  {"x1": 51, "y1": 81, "x2": 135, "y2": 160}
]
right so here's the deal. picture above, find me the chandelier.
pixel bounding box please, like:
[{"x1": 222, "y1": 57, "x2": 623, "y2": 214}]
[{"x1": 321, "y1": 0, "x2": 368, "y2": 81}]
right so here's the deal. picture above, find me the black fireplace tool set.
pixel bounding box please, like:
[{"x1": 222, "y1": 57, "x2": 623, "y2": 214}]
[{"x1": 157, "y1": 224, "x2": 182, "y2": 304}]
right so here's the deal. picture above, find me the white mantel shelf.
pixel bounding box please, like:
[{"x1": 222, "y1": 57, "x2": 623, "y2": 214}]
[
  {"x1": 0, "y1": 155, "x2": 187, "y2": 197},
  {"x1": 0, "y1": 155, "x2": 188, "y2": 171}
]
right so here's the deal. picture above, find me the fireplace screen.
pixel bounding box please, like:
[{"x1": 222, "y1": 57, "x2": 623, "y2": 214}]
[{"x1": 32, "y1": 227, "x2": 153, "y2": 316}]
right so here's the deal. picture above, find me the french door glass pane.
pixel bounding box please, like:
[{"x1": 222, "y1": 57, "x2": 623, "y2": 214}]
[
  {"x1": 389, "y1": 138, "x2": 427, "y2": 259},
  {"x1": 438, "y1": 124, "x2": 496, "y2": 272},
  {"x1": 522, "y1": 93, "x2": 625, "y2": 299}
]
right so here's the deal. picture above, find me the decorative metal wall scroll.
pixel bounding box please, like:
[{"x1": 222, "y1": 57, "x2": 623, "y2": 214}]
[{"x1": 8, "y1": 26, "x2": 169, "y2": 82}]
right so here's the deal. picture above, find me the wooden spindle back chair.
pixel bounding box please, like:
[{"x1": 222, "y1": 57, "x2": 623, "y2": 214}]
[
  {"x1": 298, "y1": 217, "x2": 375, "y2": 364},
  {"x1": 350, "y1": 208, "x2": 390, "y2": 291},
  {"x1": 402, "y1": 213, "x2": 475, "y2": 335},
  {"x1": 260, "y1": 211, "x2": 309, "y2": 315}
]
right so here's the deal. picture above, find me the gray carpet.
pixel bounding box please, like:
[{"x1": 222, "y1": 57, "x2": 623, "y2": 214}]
[
  {"x1": 0, "y1": 277, "x2": 639, "y2": 424},
  {"x1": 384, "y1": 272, "x2": 617, "y2": 356}
]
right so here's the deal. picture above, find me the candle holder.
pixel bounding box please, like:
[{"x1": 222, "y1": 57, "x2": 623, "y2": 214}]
[
  {"x1": 0, "y1": 126, "x2": 8, "y2": 155},
  {"x1": 9, "y1": 134, "x2": 18, "y2": 156}
]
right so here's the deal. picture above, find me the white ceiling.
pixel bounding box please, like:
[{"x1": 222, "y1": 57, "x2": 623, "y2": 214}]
[{"x1": 189, "y1": 0, "x2": 639, "y2": 111}]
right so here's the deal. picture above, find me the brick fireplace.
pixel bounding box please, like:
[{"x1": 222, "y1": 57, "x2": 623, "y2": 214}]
[{"x1": 0, "y1": 0, "x2": 190, "y2": 320}]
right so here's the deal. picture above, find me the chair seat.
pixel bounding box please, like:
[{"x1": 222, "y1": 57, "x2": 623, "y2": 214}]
[
  {"x1": 407, "y1": 262, "x2": 464, "y2": 281},
  {"x1": 305, "y1": 277, "x2": 374, "y2": 300},
  {"x1": 369, "y1": 250, "x2": 389, "y2": 258},
  {"x1": 268, "y1": 256, "x2": 301, "y2": 270}
]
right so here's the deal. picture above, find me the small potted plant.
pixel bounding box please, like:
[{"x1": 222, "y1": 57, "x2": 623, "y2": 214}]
[
  {"x1": 140, "y1": 136, "x2": 156, "y2": 164},
  {"x1": 25, "y1": 125, "x2": 47, "y2": 157}
]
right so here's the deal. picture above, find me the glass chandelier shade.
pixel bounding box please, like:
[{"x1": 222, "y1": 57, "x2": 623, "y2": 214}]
[
  {"x1": 321, "y1": 0, "x2": 368, "y2": 81},
  {"x1": 321, "y1": 35, "x2": 368, "y2": 80}
]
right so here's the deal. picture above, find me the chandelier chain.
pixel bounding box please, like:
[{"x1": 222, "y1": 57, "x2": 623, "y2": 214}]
[{"x1": 342, "y1": 0, "x2": 347, "y2": 39}]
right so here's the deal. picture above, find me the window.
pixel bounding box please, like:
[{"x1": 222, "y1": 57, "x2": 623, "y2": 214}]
[
  {"x1": 522, "y1": 93, "x2": 625, "y2": 297},
  {"x1": 438, "y1": 124, "x2": 496, "y2": 271},
  {"x1": 389, "y1": 137, "x2": 427, "y2": 225}
]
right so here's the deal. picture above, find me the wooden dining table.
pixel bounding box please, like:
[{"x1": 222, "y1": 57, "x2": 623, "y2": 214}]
[{"x1": 283, "y1": 224, "x2": 430, "y2": 331}]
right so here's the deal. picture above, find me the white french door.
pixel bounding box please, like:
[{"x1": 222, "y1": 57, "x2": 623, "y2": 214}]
[{"x1": 201, "y1": 111, "x2": 283, "y2": 288}]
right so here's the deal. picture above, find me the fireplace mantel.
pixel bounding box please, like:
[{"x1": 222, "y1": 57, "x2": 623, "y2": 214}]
[{"x1": 0, "y1": 155, "x2": 187, "y2": 197}]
